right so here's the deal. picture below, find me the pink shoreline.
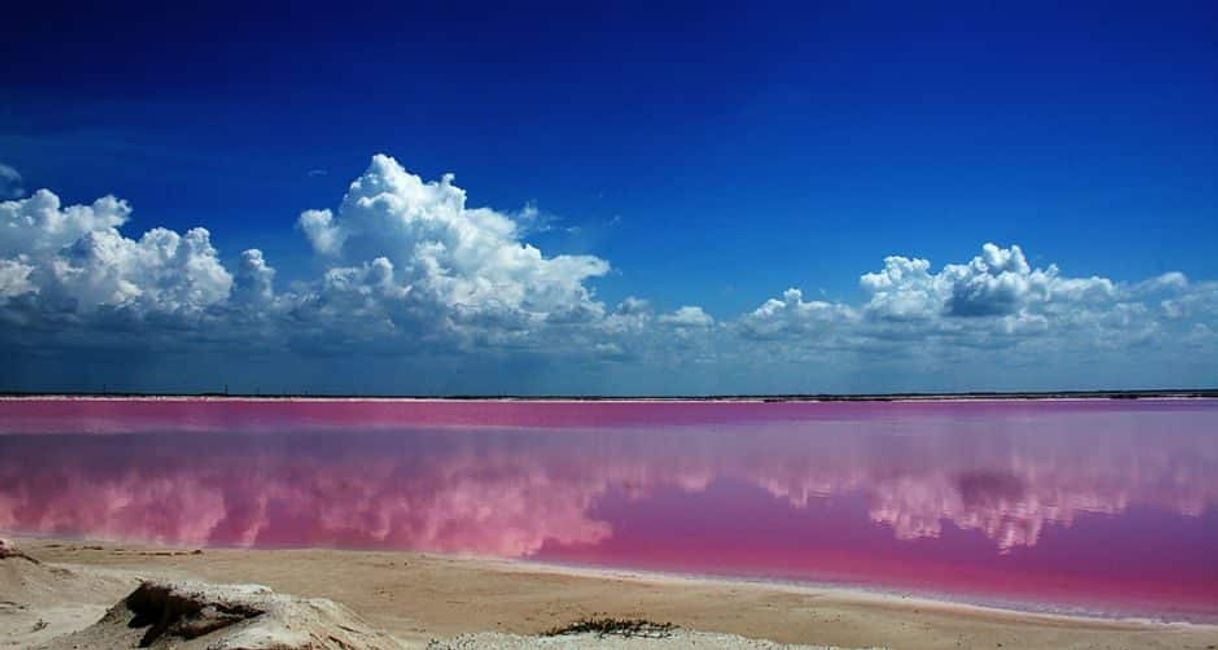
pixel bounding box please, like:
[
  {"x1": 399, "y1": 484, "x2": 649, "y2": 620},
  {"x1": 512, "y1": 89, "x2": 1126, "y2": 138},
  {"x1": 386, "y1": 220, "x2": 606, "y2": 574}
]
[
  {"x1": 2, "y1": 395, "x2": 1215, "y2": 434},
  {"x1": 11, "y1": 529, "x2": 1212, "y2": 624},
  {"x1": 1, "y1": 393, "x2": 1212, "y2": 402},
  {"x1": 517, "y1": 557, "x2": 1214, "y2": 624}
]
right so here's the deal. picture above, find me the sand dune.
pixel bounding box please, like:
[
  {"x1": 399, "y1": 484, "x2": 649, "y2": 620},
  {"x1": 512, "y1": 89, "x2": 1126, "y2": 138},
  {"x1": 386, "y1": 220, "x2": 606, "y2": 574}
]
[
  {"x1": 3, "y1": 537, "x2": 1217, "y2": 649},
  {"x1": 38, "y1": 579, "x2": 405, "y2": 650},
  {"x1": 0, "y1": 538, "x2": 850, "y2": 650},
  {"x1": 0, "y1": 539, "x2": 137, "y2": 648}
]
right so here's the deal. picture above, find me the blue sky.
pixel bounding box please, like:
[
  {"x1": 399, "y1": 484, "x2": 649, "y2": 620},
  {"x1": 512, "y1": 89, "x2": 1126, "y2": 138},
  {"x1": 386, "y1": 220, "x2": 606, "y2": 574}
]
[{"x1": 1, "y1": 1, "x2": 1216, "y2": 394}]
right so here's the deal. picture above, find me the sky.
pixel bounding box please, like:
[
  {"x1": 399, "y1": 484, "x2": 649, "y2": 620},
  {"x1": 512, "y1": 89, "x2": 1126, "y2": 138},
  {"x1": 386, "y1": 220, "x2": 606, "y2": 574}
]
[{"x1": 1, "y1": 0, "x2": 1216, "y2": 395}]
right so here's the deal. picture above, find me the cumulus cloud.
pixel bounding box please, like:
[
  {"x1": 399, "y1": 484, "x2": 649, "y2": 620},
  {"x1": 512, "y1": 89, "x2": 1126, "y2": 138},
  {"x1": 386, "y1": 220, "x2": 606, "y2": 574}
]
[
  {"x1": 943, "y1": 243, "x2": 1048, "y2": 316},
  {"x1": 295, "y1": 155, "x2": 611, "y2": 343},
  {"x1": 297, "y1": 208, "x2": 343, "y2": 256},
  {"x1": 51, "y1": 227, "x2": 231, "y2": 314},
  {"x1": 0, "y1": 258, "x2": 36, "y2": 303},
  {"x1": 739, "y1": 288, "x2": 856, "y2": 340},
  {"x1": 0, "y1": 190, "x2": 231, "y2": 316},
  {"x1": 659, "y1": 305, "x2": 714, "y2": 328},
  {"x1": 0, "y1": 190, "x2": 129, "y2": 258},
  {"x1": 0, "y1": 164, "x2": 23, "y2": 199},
  {"x1": 233, "y1": 249, "x2": 275, "y2": 306},
  {"x1": 859, "y1": 256, "x2": 939, "y2": 320},
  {"x1": 0, "y1": 154, "x2": 1215, "y2": 392},
  {"x1": 857, "y1": 243, "x2": 1113, "y2": 321},
  {"x1": 738, "y1": 242, "x2": 1202, "y2": 365}
]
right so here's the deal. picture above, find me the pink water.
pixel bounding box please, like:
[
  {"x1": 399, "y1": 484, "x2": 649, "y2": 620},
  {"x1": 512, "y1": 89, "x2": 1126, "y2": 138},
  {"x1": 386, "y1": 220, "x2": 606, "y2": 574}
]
[{"x1": 1, "y1": 398, "x2": 1216, "y2": 620}]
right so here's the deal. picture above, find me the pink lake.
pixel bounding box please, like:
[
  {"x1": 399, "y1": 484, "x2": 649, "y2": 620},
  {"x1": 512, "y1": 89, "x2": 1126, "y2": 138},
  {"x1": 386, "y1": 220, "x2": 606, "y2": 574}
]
[{"x1": 1, "y1": 398, "x2": 1216, "y2": 621}]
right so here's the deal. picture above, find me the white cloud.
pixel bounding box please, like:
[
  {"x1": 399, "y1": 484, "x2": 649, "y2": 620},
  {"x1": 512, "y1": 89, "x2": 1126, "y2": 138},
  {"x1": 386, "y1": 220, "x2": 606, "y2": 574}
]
[
  {"x1": 871, "y1": 242, "x2": 1121, "y2": 328},
  {"x1": 0, "y1": 258, "x2": 36, "y2": 303},
  {"x1": 942, "y1": 242, "x2": 1045, "y2": 316},
  {"x1": 0, "y1": 190, "x2": 130, "y2": 258},
  {"x1": 298, "y1": 208, "x2": 343, "y2": 256},
  {"x1": 0, "y1": 155, "x2": 1215, "y2": 392},
  {"x1": 233, "y1": 249, "x2": 275, "y2": 305},
  {"x1": 48, "y1": 226, "x2": 232, "y2": 314},
  {"x1": 739, "y1": 288, "x2": 856, "y2": 340},
  {"x1": 295, "y1": 154, "x2": 611, "y2": 342},
  {"x1": 0, "y1": 190, "x2": 231, "y2": 315},
  {"x1": 857, "y1": 243, "x2": 1117, "y2": 322},
  {"x1": 739, "y1": 242, "x2": 1217, "y2": 370},
  {"x1": 859, "y1": 256, "x2": 939, "y2": 320},
  {"x1": 598, "y1": 297, "x2": 653, "y2": 338},
  {"x1": 0, "y1": 164, "x2": 23, "y2": 199},
  {"x1": 512, "y1": 202, "x2": 555, "y2": 235},
  {"x1": 659, "y1": 305, "x2": 714, "y2": 328}
]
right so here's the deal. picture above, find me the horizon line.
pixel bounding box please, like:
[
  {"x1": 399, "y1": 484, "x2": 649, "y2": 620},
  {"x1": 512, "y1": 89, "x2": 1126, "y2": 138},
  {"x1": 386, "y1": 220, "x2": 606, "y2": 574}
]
[{"x1": 2, "y1": 389, "x2": 1216, "y2": 402}]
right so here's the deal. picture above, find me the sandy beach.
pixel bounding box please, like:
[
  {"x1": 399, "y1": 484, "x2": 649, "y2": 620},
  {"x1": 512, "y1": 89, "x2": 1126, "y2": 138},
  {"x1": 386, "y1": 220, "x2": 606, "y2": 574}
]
[{"x1": 3, "y1": 536, "x2": 1215, "y2": 649}]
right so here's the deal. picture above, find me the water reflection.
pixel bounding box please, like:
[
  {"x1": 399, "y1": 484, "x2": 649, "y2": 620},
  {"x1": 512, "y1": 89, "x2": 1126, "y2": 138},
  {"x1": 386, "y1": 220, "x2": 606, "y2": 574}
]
[{"x1": 1, "y1": 400, "x2": 1216, "y2": 616}]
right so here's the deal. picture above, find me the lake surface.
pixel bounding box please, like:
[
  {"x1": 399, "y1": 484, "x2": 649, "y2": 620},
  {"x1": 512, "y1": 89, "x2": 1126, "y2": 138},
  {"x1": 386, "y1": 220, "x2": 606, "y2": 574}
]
[{"x1": 1, "y1": 398, "x2": 1216, "y2": 620}]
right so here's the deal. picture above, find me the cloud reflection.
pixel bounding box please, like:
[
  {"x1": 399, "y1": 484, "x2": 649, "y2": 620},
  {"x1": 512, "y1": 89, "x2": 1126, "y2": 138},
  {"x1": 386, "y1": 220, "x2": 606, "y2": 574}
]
[{"x1": 1, "y1": 405, "x2": 1215, "y2": 558}]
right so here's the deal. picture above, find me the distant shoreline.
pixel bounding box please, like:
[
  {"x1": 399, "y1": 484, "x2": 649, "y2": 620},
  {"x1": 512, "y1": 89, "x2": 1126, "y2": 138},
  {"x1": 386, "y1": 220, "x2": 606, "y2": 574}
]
[{"x1": 1, "y1": 389, "x2": 1216, "y2": 402}]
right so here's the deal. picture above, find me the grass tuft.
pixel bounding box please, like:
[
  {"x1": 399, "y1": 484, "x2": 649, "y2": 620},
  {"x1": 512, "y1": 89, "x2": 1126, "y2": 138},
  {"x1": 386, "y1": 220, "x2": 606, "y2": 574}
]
[{"x1": 543, "y1": 617, "x2": 676, "y2": 639}]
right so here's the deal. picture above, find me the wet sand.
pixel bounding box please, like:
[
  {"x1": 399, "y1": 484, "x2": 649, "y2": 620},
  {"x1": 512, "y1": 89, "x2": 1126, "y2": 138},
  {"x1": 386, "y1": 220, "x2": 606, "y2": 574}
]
[{"x1": 6, "y1": 537, "x2": 1217, "y2": 649}]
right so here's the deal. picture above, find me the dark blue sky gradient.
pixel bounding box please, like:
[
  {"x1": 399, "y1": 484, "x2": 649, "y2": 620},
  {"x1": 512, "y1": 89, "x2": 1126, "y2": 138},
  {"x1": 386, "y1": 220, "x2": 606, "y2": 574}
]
[{"x1": 3, "y1": 0, "x2": 1217, "y2": 316}]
